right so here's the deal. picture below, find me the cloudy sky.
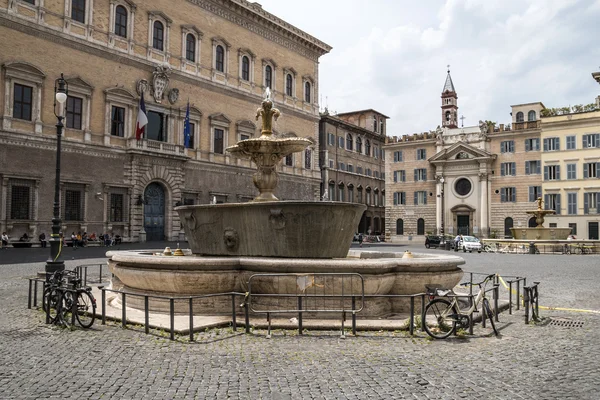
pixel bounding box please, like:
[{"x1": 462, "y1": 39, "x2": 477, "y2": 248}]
[{"x1": 256, "y1": 0, "x2": 600, "y2": 136}]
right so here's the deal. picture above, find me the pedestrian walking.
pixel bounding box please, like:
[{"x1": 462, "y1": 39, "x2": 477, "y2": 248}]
[
  {"x1": 1, "y1": 232, "x2": 8, "y2": 249},
  {"x1": 358, "y1": 233, "x2": 363, "y2": 248},
  {"x1": 39, "y1": 232, "x2": 46, "y2": 248}
]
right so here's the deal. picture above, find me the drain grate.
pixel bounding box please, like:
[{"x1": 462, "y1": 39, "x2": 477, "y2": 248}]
[{"x1": 548, "y1": 318, "x2": 584, "y2": 328}]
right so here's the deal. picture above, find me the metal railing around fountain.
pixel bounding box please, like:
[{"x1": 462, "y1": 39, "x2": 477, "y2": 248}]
[{"x1": 74, "y1": 263, "x2": 110, "y2": 286}]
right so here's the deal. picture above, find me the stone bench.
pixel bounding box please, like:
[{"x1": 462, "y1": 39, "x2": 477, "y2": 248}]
[{"x1": 11, "y1": 241, "x2": 33, "y2": 248}]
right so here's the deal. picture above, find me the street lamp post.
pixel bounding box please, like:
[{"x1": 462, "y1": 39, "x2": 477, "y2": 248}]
[
  {"x1": 440, "y1": 177, "x2": 445, "y2": 236},
  {"x1": 45, "y1": 74, "x2": 68, "y2": 279}
]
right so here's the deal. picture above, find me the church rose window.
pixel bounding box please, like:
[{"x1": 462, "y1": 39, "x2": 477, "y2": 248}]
[{"x1": 455, "y1": 178, "x2": 472, "y2": 196}]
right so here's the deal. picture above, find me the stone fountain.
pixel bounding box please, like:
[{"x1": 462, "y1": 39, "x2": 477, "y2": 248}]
[
  {"x1": 107, "y1": 89, "x2": 465, "y2": 316},
  {"x1": 511, "y1": 197, "x2": 572, "y2": 240}
]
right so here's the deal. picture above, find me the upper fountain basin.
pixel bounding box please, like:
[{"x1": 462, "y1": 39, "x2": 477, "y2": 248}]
[
  {"x1": 176, "y1": 201, "x2": 366, "y2": 258},
  {"x1": 226, "y1": 137, "x2": 313, "y2": 159}
]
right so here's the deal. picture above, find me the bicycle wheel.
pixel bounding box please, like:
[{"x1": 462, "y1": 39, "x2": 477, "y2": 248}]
[
  {"x1": 75, "y1": 290, "x2": 96, "y2": 328},
  {"x1": 60, "y1": 291, "x2": 75, "y2": 327},
  {"x1": 482, "y1": 298, "x2": 498, "y2": 336},
  {"x1": 423, "y1": 299, "x2": 458, "y2": 339},
  {"x1": 43, "y1": 287, "x2": 60, "y2": 323}
]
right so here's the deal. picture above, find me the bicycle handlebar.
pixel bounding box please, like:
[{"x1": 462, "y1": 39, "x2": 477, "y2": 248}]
[{"x1": 461, "y1": 274, "x2": 496, "y2": 287}]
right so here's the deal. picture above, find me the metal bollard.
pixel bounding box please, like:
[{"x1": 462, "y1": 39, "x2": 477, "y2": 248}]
[
  {"x1": 28, "y1": 280, "x2": 33, "y2": 309},
  {"x1": 170, "y1": 298, "x2": 175, "y2": 341},
  {"x1": 144, "y1": 295, "x2": 149, "y2": 334},
  {"x1": 409, "y1": 296, "x2": 415, "y2": 336},
  {"x1": 121, "y1": 292, "x2": 127, "y2": 328},
  {"x1": 189, "y1": 297, "x2": 194, "y2": 342},
  {"x1": 231, "y1": 294, "x2": 237, "y2": 331},
  {"x1": 352, "y1": 296, "x2": 357, "y2": 336},
  {"x1": 100, "y1": 287, "x2": 106, "y2": 325},
  {"x1": 298, "y1": 297, "x2": 303, "y2": 335},
  {"x1": 523, "y1": 287, "x2": 530, "y2": 323}
]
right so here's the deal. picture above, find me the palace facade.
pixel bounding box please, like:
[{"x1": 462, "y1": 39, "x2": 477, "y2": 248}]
[{"x1": 0, "y1": 0, "x2": 330, "y2": 242}]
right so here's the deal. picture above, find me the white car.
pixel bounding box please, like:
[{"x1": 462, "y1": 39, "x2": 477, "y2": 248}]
[{"x1": 459, "y1": 236, "x2": 482, "y2": 253}]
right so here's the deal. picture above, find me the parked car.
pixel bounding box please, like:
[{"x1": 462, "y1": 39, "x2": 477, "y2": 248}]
[
  {"x1": 425, "y1": 235, "x2": 443, "y2": 248},
  {"x1": 457, "y1": 235, "x2": 482, "y2": 253}
]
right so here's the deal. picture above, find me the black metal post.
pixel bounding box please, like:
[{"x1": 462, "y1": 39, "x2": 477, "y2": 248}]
[
  {"x1": 298, "y1": 297, "x2": 303, "y2": 335},
  {"x1": 352, "y1": 296, "x2": 357, "y2": 335},
  {"x1": 508, "y1": 280, "x2": 513, "y2": 315},
  {"x1": 494, "y1": 284, "x2": 499, "y2": 322},
  {"x1": 409, "y1": 296, "x2": 415, "y2": 336},
  {"x1": 231, "y1": 294, "x2": 237, "y2": 331},
  {"x1": 170, "y1": 298, "x2": 175, "y2": 340},
  {"x1": 101, "y1": 287, "x2": 106, "y2": 325},
  {"x1": 28, "y1": 279, "x2": 32, "y2": 309},
  {"x1": 45, "y1": 74, "x2": 67, "y2": 280},
  {"x1": 440, "y1": 179, "x2": 444, "y2": 235},
  {"x1": 122, "y1": 292, "x2": 126, "y2": 328},
  {"x1": 33, "y1": 280, "x2": 39, "y2": 308},
  {"x1": 189, "y1": 297, "x2": 194, "y2": 342},
  {"x1": 244, "y1": 298, "x2": 250, "y2": 334},
  {"x1": 144, "y1": 295, "x2": 149, "y2": 334}
]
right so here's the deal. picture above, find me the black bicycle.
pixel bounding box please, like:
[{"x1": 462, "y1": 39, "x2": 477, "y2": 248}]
[{"x1": 43, "y1": 270, "x2": 96, "y2": 328}]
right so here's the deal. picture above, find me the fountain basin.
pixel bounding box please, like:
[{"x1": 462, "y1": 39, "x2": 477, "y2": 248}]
[
  {"x1": 176, "y1": 201, "x2": 366, "y2": 258},
  {"x1": 107, "y1": 250, "x2": 465, "y2": 316},
  {"x1": 510, "y1": 227, "x2": 572, "y2": 240}
]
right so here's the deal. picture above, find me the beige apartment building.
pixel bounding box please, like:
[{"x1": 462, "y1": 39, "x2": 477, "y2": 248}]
[
  {"x1": 319, "y1": 109, "x2": 387, "y2": 234},
  {"x1": 0, "y1": 0, "x2": 330, "y2": 242},
  {"x1": 385, "y1": 71, "x2": 546, "y2": 241},
  {"x1": 541, "y1": 106, "x2": 600, "y2": 240}
]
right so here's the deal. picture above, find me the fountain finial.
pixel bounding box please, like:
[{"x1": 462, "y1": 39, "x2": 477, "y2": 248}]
[
  {"x1": 536, "y1": 196, "x2": 543, "y2": 210},
  {"x1": 256, "y1": 89, "x2": 280, "y2": 137}
]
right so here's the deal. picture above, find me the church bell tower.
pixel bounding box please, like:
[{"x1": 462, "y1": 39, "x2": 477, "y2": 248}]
[{"x1": 441, "y1": 67, "x2": 458, "y2": 128}]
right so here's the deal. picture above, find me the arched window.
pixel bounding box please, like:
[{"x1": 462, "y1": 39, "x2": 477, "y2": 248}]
[
  {"x1": 417, "y1": 218, "x2": 425, "y2": 235},
  {"x1": 346, "y1": 134, "x2": 353, "y2": 151},
  {"x1": 241, "y1": 56, "x2": 250, "y2": 81},
  {"x1": 516, "y1": 112, "x2": 524, "y2": 122},
  {"x1": 365, "y1": 140, "x2": 371, "y2": 156},
  {"x1": 215, "y1": 45, "x2": 224, "y2": 72},
  {"x1": 153, "y1": 21, "x2": 164, "y2": 51},
  {"x1": 286, "y1": 74, "x2": 293, "y2": 96},
  {"x1": 115, "y1": 5, "x2": 128, "y2": 38},
  {"x1": 265, "y1": 65, "x2": 272, "y2": 89},
  {"x1": 304, "y1": 81, "x2": 311, "y2": 103},
  {"x1": 528, "y1": 216, "x2": 537, "y2": 228},
  {"x1": 504, "y1": 217, "x2": 514, "y2": 238},
  {"x1": 356, "y1": 137, "x2": 362, "y2": 153},
  {"x1": 445, "y1": 111, "x2": 451, "y2": 121},
  {"x1": 185, "y1": 34, "x2": 196, "y2": 62},
  {"x1": 396, "y1": 219, "x2": 404, "y2": 235},
  {"x1": 528, "y1": 110, "x2": 536, "y2": 121}
]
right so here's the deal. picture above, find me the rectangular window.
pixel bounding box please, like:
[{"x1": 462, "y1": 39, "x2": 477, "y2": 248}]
[
  {"x1": 328, "y1": 159, "x2": 334, "y2": 168},
  {"x1": 153, "y1": 23, "x2": 164, "y2": 51},
  {"x1": 374, "y1": 171, "x2": 379, "y2": 178},
  {"x1": 416, "y1": 149, "x2": 426, "y2": 160},
  {"x1": 528, "y1": 186, "x2": 542, "y2": 202},
  {"x1": 500, "y1": 140, "x2": 514, "y2": 153},
  {"x1": 66, "y1": 96, "x2": 83, "y2": 130},
  {"x1": 414, "y1": 191, "x2": 427, "y2": 205},
  {"x1": 583, "y1": 162, "x2": 599, "y2": 179},
  {"x1": 544, "y1": 193, "x2": 561, "y2": 214},
  {"x1": 13, "y1": 83, "x2": 33, "y2": 121},
  {"x1": 569, "y1": 223, "x2": 577, "y2": 236},
  {"x1": 348, "y1": 165, "x2": 354, "y2": 173},
  {"x1": 64, "y1": 189, "x2": 82, "y2": 221},
  {"x1": 366, "y1": 168, "x2": 372, "y2": 177},
  {"x1": 500, "y1": 187, "x2": 516, "y2": 203},
  {"x1": 147, "y1": 111, "x2": 167, "y2": 142},
  {"x1": 524, "y1": 138, "x2": 540, "y2": 151},
  {"x1": 567, "y1": 192, "x2": 577, "y2": 215},
  {"x1": 567, "y1": 163, "x2": 577, "y2": 180},
  {"x1": 327, "y1": 133, "x2": 335, "y2": 146},
  {"x1": 10, "y1": 185, "x2": 31, "y2": 220},
  {"x1": 71, "y1": 0, "x2": 86, "y2": 23},
  {"x1": 543, "y1": 137, "x2": 560, "y2": 151},
  {"x1": 213, "y1": 128, "x2": 224, "y2": 154},
  {"x1": 338, "y1": 136, "x2": 345, "y2": 148},
  {"x1": 187, "y1": 122, "x2": 195, "y2": 148},
  {"x1": 338, "y1": 162, "x2": 345, "y2": 171},
  {"x1": 110, "y1": 106, "x2": 125, "y2": 137},
  {"x1": 393, "y1": 192, "x2": 406, "y2": 205},
  {"x1": 525, "y1": 160, "x2": 541, "y2": 175},
  {"x1": 393, "y1": 170, "x2": 406, "y2": 183},
  {"x1": 584, "y1": 192, "x2": 599, "y2": 214},
  {"x1": 544, "y1": 165, "x2": 560, "y2": 181},
  {"x1": 305, "y1": 149, "x2": 312, "y2": 169},
  {"x1": 583, "y1": 133, "x2": 600, "y2": 148},
  {"x1": 566, "y1": 135, "x2": 576, "y2": 150},
  {"x1": 110, "y1": 193, "x2": 124, "y2": 222},
  {"x1": 500, "y1": 162, "x2": 516, "y2": 176},
  {"x1": 393, "y1": 151, "x2": 403, "y2": 162},
  {"x1": 414, "y1": 168, "x2": 427, "y2": 181},
  {"x1": 284, "y1": 154, "x2": 292, "y2": 166},
  {"x1": 357, "y1": 166, "x2": 363, "y2": 175}
]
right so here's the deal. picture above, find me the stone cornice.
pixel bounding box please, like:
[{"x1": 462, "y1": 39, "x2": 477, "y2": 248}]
[
  {"x1": 187, "y1": 0, "x2": 332, "y2": 59},
  {"x1": 0, "y1": 12, "x2": 320, "y2": 123},
  {"x1": 321, "y1": 115, "x2": 387, "y2": 143}
]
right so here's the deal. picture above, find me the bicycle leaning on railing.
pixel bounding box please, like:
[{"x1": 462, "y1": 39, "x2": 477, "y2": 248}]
[
  {"x1": 42, "y1": 270, "x2": 97, "y2": 328},
  {"x1": 423, "y1": 274, "x2": 499, "y2": 339}
]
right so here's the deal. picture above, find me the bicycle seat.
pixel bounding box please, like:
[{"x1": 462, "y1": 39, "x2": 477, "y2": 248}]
[{"x1": 425, "y1": 285, "x2": 453, "y2": 297}]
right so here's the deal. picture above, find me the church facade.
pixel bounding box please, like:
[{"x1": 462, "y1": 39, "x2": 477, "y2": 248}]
[
  {"x1": 385, "y1": 70, "x2": 547, "y2": 241},
  {"x1": 0, "y1": 0, "x2": 330, "y2": 242}
]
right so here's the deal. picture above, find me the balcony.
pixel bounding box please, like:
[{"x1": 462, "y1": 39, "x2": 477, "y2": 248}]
[
  {"x1": 514, "y1": 121, "x2": 540, "y2": 130},
  {"x1": 127, "y1": 138, "x2": 186, "y2": 156}
]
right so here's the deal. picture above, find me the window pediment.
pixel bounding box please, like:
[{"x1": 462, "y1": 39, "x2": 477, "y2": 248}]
[
  {"x1": 302, "y1": 74, "x2": 314, "y2": 83},
  {"x1": 236, "y1": 119, "x2": 256, "y2": 132},
  {"x1": 262, "y1": 58, "x2": 277, "y2": 68},
  {"x1": 209, "y1": 112, "x2": 231, "y2": 124},
  {"x1": 3, "y1": 62, "x2": 45, "y2": 83},
  {"x1": 148, "y1": 10, "x2": 172, "y2": 24},
  {"x1": 104, "y1": 87, "x2": 136, "y2": 103},
  {"x1": 110, "y1": 0, "x2": 137, "y2": 11},
  {"x1": 212, "y1": 36, "x2": 231, "y2": 48},
  {"x1": 66, "y1": 76, "x2": 94, "y2": 92},
  {"x1": 238, "y1": 48, "x2": 256, "y2": 59},
  {"x1": 285, "y1": 67, "x2": 297, "y2": 76},
  {"x1": 181, "y1": 24, "x2": 203, "y2": 37}
]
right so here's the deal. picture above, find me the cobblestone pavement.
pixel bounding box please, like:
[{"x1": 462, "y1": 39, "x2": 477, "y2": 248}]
[{"x1": 1, "y1": 255, "x2": 600, "y2": 399}]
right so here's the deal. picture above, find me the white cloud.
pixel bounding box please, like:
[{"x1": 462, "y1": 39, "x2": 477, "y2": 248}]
[{"x1": 257, "y1": 0, "x2": 600, "y2": 135}]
